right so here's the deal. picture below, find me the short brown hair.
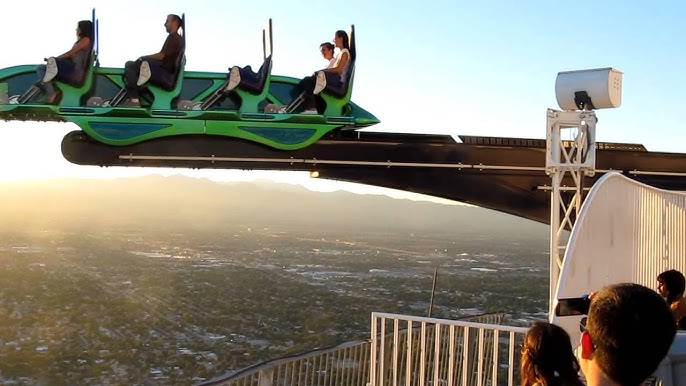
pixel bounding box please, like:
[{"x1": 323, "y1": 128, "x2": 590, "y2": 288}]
[{"x1": 587, "y1": 283, "x2": 675, "y2": 386}]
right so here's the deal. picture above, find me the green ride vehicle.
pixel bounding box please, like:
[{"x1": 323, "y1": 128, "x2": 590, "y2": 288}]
[{"x1": 0, "y1": 12, "x2": 379, "y2": 151}]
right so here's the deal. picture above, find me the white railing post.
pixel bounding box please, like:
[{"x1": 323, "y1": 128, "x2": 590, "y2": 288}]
[
  {"x1": 367, "y1": 313, "x2": 526, "y2": 386},
  {"x1": 258, "y1": 368, "x2": 274, "y2": 386},
  {"x1": 370, "y1": 313, "x2": 378, "y2": 386}
]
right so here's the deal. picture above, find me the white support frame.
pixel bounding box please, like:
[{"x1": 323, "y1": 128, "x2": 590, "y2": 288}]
[{"x1": 545, "y1": 108, "x2": 597, "y2": 316}]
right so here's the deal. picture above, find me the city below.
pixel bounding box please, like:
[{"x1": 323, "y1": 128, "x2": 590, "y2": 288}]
[{"x1": 0, "y1": 176, "x2": 549, "y2": 385}]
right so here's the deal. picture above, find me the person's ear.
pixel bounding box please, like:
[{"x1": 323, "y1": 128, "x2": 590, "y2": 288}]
[{"x1": 581, "y1": 331, "x2": 594, "y2": 359}]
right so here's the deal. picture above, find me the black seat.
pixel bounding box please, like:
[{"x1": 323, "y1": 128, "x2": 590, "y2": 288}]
[
  {"x1": 196, "y1": 19, "x2": 273, "y2": 112},
  {"x1": 154, "y1": 34, "x2": 185, "y2": 91},
  {"x1": 238, "y1": 54, "x2": 272, "y2": 94}
]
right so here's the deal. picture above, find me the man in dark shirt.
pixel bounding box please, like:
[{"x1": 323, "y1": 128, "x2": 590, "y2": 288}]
[{"x1": 121, "y1": 14, "x2": 184, "y2": 107}]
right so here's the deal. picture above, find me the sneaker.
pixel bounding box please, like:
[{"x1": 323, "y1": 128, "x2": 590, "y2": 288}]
[
  {"x1": 86, "y1": 97, "x2": 104, "y2": 107},
  {"x1": 137, "y1": 61, "x2": 152, "y2": 86},
  {"x1": 313, "y1": 71, "x2": 327, "y2": 94},
  {"x1": 264, "y1": 103, "x2": 279, "y2": 113},
  {"x1": 225, "y1": 67, "x2": 241, "y2": 92},
  {"x1": 43, "y1": 57, "x2": 58, "y2": 82},
  {"x1": 119, "y1": 98, "x2": 141, "y2": 107}
]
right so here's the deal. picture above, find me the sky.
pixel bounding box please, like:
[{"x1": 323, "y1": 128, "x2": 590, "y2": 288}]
[{"x1": 0, "y1": 1, "x2": 684, "y2": 199}]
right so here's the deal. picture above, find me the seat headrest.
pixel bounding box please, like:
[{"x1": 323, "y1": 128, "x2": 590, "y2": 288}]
[{"x1": 348, "y1": 25, "x2": 356, "y2": 63}]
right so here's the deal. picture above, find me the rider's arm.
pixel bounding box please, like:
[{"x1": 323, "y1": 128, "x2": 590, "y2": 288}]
[
  {"x1": 57, "y1": 37, "x2": 91, "y2": 60},
  {"x1": 324, "y1": 51, "x2": 349, "y2": 75}
]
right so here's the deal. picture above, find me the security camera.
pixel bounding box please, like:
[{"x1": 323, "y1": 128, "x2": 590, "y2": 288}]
[{"x1": 555, "y1": 67, "x2": 622, "y2": 111}]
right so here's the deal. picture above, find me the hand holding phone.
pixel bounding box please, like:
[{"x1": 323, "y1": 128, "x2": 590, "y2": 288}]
[{"x1": 555, "y1": 295, "x2": 591, "y2": 316}]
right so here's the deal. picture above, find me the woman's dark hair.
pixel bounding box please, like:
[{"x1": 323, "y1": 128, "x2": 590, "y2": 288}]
[
  {"x1": 520, "y1": 321, "x2": 583, "y2": 386},
  {"x1": 320, "y1": 42, "x2": 334, "y2": 51},
  {"x1": 77, "y1": 20, "x2": 93, "y2": 39},
  {"x1": 658, "y1": 269, "x2": 686, "y2": 304},
  {"x1": 335, "y1": 30, "x2": 349, "y2": 50}
]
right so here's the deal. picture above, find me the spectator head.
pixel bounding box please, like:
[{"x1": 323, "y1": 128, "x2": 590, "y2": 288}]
[
  {"x1": 580, "y1": 283, "x2": 676, "y2": 386},
  {"x1": 657, "y1": 269, "x2": 685, "y2": 304},
  {"x1": 521, "y1": 321, "x2": 582, "y2": 386}
]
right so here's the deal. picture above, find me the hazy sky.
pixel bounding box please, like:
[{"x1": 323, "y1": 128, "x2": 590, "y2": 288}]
[{"x1": 0, "y1": 1, "x2": 683, "y2": 196}]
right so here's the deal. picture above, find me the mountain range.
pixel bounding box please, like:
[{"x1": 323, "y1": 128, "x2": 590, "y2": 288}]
[{"x1": 0, "y1": 175, "x2": 547, "y2": 238}]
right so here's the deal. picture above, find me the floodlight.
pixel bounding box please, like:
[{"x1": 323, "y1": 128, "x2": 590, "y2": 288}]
[{"x1": 555, "y1": 67, "x2": 622, "y2": 111}]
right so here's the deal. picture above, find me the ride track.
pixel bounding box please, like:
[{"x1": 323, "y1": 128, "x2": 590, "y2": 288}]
[{"x1": 61, "y1": 130, "x2": 686, "y2": 225}]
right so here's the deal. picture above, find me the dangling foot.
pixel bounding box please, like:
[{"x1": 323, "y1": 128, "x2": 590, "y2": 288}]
[
  {"x1": 313, "y1": 71, "x2": 327, "y2": 95},
  {"x1": 43, "y1": 57, "x2": 58, "y2": 82},
  {"x1": 137, "y1": 61, "x2": 152, "y2": 86},
  {"x1": 45, "y1": 92, "x2": 60, "y2": 105},
  {"x1": 225, "y1": 67, "x2": 241, "y2": 92},
  {"x1": 120, "y1": 98, "x2": 141, "y2": 107}
]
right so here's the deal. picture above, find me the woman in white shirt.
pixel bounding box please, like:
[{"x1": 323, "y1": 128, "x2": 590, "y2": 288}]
[{"x1": 323, "y1": 30, "x2": 351, "y2": 86}]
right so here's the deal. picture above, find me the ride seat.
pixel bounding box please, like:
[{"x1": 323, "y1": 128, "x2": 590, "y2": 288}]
[
  {"x1": 237, "y1": 55, "x2": 272, "y2": 94},
  {"x1": 54, "y1": 44, "x2": 97, "y2": 106},
  {"x1": 322, "y1": 66, "x2": 353, "y2": 98},
  {"x1": 146, "y1": 40, "x2": 186, "y2": 110},
  {"x1": 234, "y1": 54, "x2": 273, "y2": 113},
  {"x1": 198, "y1": 54, "x2": 272, "y2": 112}
]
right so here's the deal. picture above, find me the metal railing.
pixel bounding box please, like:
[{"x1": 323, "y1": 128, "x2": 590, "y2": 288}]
[
  {"x1": 554, "y1": 172, "x2": 686, "y2": 340},
  {"x1": 370, "y1": 313, "x2": 527, "y2": 386},
  {"x1": 201, "y1": 313, "x2": 513, "y2": 386},
  {"x1": 199, "y1": 339, "x2": 371, "y2": 386}
]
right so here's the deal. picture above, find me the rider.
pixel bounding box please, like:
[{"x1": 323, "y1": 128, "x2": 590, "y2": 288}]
[
  {"x1": 16, "y1": 20, "x2": 93, "y2": 104},
  {"x1": 120, "y1": 14, "x2": 184, "y2": 107}
]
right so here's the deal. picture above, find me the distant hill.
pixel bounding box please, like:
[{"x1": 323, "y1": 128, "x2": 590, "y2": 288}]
[{"x1": 0, "y1": 175, "x2": 547, "y2": 238}]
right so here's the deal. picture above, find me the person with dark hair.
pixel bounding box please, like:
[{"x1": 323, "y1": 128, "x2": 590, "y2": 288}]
[
  {"x1": 579, "y1": 283, "x2": 676, "y2": 386},
  {"x1": 320, "y1": 42, "x2": 335, "y2": 69},
  {"x1": 325, "y1": 30, "x2": 351, "y2": 84},
  {"x1": 657, "y1": 269, "x2": 686, "y2": 328},
  {"x1": 16, "y1": 20, "x2": 93, "y2": 104},
  {"x1": 521, "y1": 321, "x2": 584, "y2": 386},
  {"x1": 282, "y1": 29, "x2": 351, "y2": 114},
  {"x1": 120, "y1": 14, "x2": 184, "y2": 107}
]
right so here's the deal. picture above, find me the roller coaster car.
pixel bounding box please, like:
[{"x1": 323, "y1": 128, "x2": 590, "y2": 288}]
[{"x1": 0, "y1": 17, "x2": 378, "y2": 150}]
